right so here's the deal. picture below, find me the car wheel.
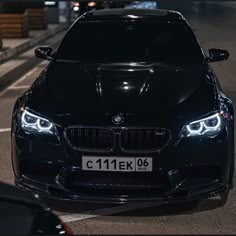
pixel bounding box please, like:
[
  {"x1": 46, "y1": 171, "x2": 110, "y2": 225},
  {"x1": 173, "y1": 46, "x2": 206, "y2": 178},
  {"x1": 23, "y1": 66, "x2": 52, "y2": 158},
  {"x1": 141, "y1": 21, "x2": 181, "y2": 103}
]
[
  {"x1": 217, "y1": 156, "x2": 234, "y2": 207},
  {"x1": 219, "y1": 189, "x2": 229, "y2": 207},
  {"x1": 229, "y1": 155, "x2": 234, "y2": 189}
]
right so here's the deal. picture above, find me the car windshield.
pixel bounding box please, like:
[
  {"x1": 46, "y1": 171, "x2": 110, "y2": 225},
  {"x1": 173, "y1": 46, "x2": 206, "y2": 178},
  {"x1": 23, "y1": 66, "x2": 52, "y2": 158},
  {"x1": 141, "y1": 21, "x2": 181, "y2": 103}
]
[{"x1": 56, "y1": 21, "x2": 204, "y2": 63}]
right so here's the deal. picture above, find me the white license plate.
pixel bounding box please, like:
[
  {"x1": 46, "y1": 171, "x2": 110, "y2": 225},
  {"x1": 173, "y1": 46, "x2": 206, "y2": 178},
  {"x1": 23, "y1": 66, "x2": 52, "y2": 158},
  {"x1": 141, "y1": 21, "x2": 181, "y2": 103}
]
[{"x1": 82, "y1": 156, "x2": 152, "y2": 172}]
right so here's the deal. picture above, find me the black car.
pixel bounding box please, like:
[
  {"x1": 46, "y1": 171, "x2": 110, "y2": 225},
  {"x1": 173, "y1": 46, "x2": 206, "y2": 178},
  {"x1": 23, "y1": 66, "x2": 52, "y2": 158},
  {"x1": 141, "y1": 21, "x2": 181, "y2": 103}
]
[
  {"x1": 11, "y1": 8, "x2": 234, "y2": 204},
  {"x1": 0, "y1": 181, "x2": 72, "y2": 234}
]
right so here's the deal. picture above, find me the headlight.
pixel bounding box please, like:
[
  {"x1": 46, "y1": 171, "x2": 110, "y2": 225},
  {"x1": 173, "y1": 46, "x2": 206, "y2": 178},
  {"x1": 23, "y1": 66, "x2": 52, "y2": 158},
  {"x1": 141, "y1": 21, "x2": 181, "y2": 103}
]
[
  {"x1": 181, "y1": 113, "x2": 222, "y2": 137},
  {"x1": 21, "y1": 109, "x2": 57, "y2": 135}
]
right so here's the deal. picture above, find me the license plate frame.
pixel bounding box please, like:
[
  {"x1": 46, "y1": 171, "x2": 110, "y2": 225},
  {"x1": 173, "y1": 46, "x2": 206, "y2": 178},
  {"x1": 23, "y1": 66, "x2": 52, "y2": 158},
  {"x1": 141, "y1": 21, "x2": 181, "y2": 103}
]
[{"x1": 82, "y1": 156, "x2": 153, "y2": 172}]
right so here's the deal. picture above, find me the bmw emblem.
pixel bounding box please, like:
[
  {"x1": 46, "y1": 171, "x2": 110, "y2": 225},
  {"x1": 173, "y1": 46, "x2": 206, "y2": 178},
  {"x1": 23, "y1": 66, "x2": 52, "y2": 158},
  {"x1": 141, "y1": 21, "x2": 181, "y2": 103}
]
[{"x1": 112, "y1": 114, "x2": 124, "y2": 125}]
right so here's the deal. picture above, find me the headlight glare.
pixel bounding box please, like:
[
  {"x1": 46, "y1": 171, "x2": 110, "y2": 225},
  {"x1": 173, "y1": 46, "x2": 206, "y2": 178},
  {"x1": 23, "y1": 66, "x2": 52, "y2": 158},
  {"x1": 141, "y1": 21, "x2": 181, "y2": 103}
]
[
  {"x1": 186, "y1": 122, "x2": 204, "y2": 135},
  {"x1": 183, "y1": 113, "x2": 222, "y2": 137},
  {"x1": 21, "y1": 109, "x2": 56, "y2": 135}
]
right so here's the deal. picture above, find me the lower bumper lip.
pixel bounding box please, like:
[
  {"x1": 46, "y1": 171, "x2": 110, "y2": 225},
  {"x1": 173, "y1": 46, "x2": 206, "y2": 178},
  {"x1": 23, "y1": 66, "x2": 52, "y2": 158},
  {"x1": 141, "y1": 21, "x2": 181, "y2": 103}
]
[{"x1": 15, "y1": 175, "x2": 228, "y2": 204}]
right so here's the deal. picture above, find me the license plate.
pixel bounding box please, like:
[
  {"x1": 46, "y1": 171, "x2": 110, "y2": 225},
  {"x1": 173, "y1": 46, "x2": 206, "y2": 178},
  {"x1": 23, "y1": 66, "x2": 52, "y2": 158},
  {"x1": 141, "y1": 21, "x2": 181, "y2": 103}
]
[{"x1": 82, "y1": 156, "x2": 152, "y2": 172}]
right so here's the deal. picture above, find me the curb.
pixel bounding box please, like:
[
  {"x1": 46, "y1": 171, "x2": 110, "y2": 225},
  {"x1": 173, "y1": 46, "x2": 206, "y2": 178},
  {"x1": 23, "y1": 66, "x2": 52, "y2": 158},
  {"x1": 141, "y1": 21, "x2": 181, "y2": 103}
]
[{"x1": 0, "y1": 24, "x2": 67, "y2": 65}]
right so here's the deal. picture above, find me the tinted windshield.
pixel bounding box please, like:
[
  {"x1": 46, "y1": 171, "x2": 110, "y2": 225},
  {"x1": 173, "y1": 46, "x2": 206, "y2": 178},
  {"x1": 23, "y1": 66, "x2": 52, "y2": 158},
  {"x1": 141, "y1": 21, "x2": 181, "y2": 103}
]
[{"x1": 56, "y1": 21, "x2": 204, "y2": 63}]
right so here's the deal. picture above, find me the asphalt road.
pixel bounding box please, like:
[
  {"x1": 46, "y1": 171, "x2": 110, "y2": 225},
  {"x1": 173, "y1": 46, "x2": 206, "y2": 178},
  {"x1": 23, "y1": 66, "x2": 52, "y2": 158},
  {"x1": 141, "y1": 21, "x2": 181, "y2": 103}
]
[{"x1": 0, "y1": 2, "x2": 236, "y2": 234}]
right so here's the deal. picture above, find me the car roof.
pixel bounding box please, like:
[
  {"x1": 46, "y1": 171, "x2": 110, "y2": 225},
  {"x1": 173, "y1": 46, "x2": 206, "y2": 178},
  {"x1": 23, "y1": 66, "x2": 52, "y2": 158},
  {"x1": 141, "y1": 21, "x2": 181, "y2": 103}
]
[{"x1": 80, "y1": 8, "x2": 185, "y2": 22}]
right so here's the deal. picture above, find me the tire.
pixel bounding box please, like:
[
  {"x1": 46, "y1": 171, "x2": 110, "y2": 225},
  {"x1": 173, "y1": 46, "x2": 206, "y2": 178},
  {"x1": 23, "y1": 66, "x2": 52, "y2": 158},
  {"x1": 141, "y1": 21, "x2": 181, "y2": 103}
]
[
  {"x1": 219, "y1": 189, "x2": 229, "y2": 207},
  {"x1": 229, "y1": 155, "x2": 235, "y2": 189}
]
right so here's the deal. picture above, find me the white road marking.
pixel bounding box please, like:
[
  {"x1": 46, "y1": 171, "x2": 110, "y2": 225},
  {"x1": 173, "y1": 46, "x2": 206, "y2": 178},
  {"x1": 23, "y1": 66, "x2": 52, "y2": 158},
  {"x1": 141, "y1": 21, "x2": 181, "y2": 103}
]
[
  {"x1": 0, "y1": 61, "x2": 45, "y2": 97},
  {"x1": 9, "y1": 68, "x2": 38, "y2": 88},
  {"x1": 8, "y1": 85, "x2": 30, "y2": 90},
  {"x1": 0, "y1": 128, "x2": 11, "y2": 133},
  {"x1": 59, "y1": 202, "x2": 163, "y2": 223}
]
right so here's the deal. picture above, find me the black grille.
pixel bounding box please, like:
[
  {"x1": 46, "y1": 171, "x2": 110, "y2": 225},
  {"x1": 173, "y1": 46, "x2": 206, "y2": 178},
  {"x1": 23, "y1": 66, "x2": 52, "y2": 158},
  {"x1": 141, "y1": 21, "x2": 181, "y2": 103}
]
[
  {"x1": 65, "y1": 127, "x2": 171, "y2": 153},
  {"x1": 65, "y1": 127, "x2": 114, "y2": 152},
  {"x1": 120, "y1": 128, "x2": 171, "y2": 153}
]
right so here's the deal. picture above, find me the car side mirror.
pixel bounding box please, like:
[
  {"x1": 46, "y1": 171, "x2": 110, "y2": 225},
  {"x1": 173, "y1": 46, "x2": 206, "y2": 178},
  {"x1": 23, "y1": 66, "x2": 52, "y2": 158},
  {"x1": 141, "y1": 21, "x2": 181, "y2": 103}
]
[
  {"x1": 208, "y1": 48, "x2": 229, "y2": 62},
  {"x1": 35, "y1": 46, "x2": 53, "y2": 61}
]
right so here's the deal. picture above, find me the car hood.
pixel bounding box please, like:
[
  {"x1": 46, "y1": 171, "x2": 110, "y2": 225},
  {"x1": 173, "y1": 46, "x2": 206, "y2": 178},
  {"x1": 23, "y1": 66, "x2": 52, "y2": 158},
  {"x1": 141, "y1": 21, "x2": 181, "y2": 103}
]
[{"x1": 26, "y1": 62, "x2": 216, "y2": 128}]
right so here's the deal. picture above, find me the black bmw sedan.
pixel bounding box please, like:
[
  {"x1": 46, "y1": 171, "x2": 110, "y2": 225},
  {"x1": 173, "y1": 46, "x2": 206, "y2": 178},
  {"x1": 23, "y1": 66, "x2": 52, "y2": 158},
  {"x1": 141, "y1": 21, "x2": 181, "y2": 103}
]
[{"x1": 11, "y1": 8, "x2": 234, "y2": 204}]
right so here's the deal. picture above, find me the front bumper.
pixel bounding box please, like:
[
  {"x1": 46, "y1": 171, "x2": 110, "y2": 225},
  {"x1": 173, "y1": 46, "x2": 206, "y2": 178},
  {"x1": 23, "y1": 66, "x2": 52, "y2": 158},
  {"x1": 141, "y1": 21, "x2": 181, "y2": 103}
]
[
  {"x1": 12, "y1": 121, "x2": 234, "y2": 204},
  {"x1": 15, "y1": 174, "x2": 228, "y2": 204}
]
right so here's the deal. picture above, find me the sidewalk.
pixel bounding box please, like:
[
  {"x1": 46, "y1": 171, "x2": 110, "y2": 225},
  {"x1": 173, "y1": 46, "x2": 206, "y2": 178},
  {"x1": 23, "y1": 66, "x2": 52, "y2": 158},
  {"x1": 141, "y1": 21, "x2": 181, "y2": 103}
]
[{"x1": 0, "y1": 23, "x2": 68, "y2": 91}]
